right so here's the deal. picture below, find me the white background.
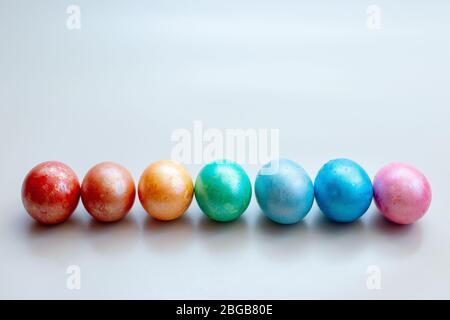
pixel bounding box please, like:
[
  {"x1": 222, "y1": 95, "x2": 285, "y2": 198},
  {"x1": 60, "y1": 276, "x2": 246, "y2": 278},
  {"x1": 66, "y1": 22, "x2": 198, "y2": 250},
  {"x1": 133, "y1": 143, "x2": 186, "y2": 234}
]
[{"x1": 1, "y1": 0, "x2": 449, "y2": 299}]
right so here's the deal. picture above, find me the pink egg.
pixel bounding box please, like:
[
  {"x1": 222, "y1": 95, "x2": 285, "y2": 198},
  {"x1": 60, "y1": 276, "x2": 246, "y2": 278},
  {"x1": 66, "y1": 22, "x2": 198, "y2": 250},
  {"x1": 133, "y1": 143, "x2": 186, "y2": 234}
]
[{"x1": 373, "y1": 163, "x2": 432, "y2": 225}]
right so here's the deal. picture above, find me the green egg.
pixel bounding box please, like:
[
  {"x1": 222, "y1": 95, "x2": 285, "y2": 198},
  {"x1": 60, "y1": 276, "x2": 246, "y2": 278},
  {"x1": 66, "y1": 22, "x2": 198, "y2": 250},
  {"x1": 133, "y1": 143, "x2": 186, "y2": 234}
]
[{"x1": 195, "y1": 160, "x2": 252, "y2": 222}]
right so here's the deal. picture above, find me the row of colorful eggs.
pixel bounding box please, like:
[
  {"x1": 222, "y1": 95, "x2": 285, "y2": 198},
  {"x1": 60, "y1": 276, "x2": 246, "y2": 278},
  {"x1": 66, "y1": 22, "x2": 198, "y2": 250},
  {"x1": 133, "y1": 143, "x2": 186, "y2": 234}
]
[{"x1": 21, "y1": 159, "x2": 432, "y2": 226}]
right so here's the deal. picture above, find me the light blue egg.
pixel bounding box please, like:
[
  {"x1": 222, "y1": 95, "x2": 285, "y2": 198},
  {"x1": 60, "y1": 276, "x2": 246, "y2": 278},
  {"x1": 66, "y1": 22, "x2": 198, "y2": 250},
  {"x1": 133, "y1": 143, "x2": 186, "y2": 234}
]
[
  {"x1": 255, "y1": 159, "x2": 314, "y2": 224},
  {"x1": 314, "y1": 158, "x2": 373, "y2": 223}
]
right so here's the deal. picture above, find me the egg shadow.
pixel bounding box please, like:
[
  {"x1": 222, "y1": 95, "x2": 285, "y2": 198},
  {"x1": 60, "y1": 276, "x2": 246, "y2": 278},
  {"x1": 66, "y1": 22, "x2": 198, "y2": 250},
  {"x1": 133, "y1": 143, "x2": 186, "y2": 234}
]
[
  {"x1": 85, "y1": 211, "x2": 140, "y2": 255},
  {"x1": 24, "y1": 210, "x2": 86, "y2": 259},
  {"x1": 142, "y1": 210, "x2": 195, "y2": 253},
  {"x1": 27, "y1": 215, "x2": 80, "y2": 235},
  {"x1": 307, "y1": 208, "x2": 366, "y2": 259},
  {"x1": 196, "y1": 214, "x2": 250, "y2": 256},
  {"x1": 366, "y1": 210, "x2": 424, "y2": 257},
  {"x1": 254, "y1": 212, "x2": 310, "y2": 261}
]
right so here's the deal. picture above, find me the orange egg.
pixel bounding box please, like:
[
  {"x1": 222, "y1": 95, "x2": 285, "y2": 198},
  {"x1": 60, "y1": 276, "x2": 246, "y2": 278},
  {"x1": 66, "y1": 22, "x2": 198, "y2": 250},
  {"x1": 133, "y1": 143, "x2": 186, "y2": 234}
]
[{"x1": 138, "y1": 160, "x2": 193, "y2": 221}]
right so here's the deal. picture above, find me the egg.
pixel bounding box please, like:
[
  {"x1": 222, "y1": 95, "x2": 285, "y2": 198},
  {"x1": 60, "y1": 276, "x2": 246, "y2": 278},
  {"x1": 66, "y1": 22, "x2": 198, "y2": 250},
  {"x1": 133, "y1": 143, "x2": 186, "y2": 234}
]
[
  {"x1": 255, "y1": 158, "x2": 314, "y2": 224},
  {"x1": 373, "y1": 163, "x2": 431, "y2": 224},
  {"x1": 81, "y1": 162, "x2": 135, "y2": 222},
  {"x1": 138, "y1": 160, "x2": 194, "y2": 221},
  {"x1": 314, "y1": 158, "x2": 373, "y2": 222},
  {"x1": 21, "y1": 161, "x2": 80, "y2": 224},
  {"x1": 195, "y1": 160, "x2": 252, "y2": 222}
]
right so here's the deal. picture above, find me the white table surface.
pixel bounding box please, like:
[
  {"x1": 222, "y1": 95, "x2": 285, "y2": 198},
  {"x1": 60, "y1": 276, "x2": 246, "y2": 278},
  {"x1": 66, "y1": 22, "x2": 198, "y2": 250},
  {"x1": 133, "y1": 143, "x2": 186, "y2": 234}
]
[{"x1": 1, "y1": 0, "x2": 449, "y2": 299}]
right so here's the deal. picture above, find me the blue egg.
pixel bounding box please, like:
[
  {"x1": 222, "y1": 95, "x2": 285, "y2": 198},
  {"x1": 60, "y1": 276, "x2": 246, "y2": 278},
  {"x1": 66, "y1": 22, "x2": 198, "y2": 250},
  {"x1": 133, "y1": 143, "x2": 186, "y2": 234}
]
[
  {"x1": 255, "y1": 158, "x2": 314, "y2": 224},
  {"x1": 314, "y1": 158, "x2": 373, "y2": 223}
]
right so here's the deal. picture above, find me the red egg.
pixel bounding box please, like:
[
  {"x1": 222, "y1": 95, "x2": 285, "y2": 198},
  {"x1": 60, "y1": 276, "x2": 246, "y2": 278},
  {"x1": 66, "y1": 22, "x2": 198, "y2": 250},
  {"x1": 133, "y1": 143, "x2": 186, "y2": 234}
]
[
  {"x1": 81, "y1": 162, "x2": 135, "y2": 222},
  {"x1": 21, "y1": 161, "x2": 80, "y2": 225}
]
